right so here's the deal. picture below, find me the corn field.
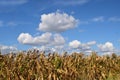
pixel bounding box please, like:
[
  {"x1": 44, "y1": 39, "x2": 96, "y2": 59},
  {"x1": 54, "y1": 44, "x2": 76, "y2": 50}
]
[{"x1": 0, "y1": 51, "x2": 120, "y2": 80}]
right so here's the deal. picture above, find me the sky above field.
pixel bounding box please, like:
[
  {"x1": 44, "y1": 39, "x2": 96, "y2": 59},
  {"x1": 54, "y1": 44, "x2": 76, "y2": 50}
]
[{"x1": 0, "y1": 0, "x2": 120, "y2": 55}]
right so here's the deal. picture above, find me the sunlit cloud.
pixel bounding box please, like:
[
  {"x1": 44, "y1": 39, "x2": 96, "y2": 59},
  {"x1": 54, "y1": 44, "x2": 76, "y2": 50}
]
[
  {"x1": 38, "y1": 11, "x2": 79, "y2": 32},
  {"x1": 17, "y1": 32, "x2": 65, "y2": 47},
  {"x1": 97, "y1": 42, "x2": 115, "y2": 55}
]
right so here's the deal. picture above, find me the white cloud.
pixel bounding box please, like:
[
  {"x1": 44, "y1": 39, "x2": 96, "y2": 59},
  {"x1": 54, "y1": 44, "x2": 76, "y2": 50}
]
[
  {"x1": 0, "y1": 45, "x2": 17, "y2": 54},
  {"x1": 31, "y1": 45, "x2": 64, "y2": 53},
  {"x1": 69, "y1": 40, "x2": 81, "y2": 49},
  {"x1": 32, "y1": 46, "x2": 49, "y2": 51},
  {"x1": 18, "y1": 32, "x2": 52, "y2": 46},
  {"x1": 52, "y1": 34, "x2": 65, "y2": 45},
  {"x1": 69, "y1": 40, "x2": 96, "y2": 53},
  {"x1": 79, "y1": 41, "x2": 96, "y2": 52},
  {"x1": 55, "y1": 0, "x2": 90, "y2": 6},
  {"x1": 17, "y1": 32, "x2": 65, "y2": 46},
  {"x1": 80, "y1": 44, "x2": 91, "y2": 50},
  {"x1": 39, "y1": 11, "x2": 78, "y2": 32},
  {"x1": 92, "y1": 16, "x2": 104, "y2": 22},
  {"x1": 69, "y1": 40, "x2": 96, "y2": 49},
  {"x1": 0, "y1": 0, "x2": 28, "y2": 6},
  {"x1": 97, "y1": 42, "x2": 114, "y2": 55},
  {"x1": 108, "y1": 17, "x2": 120, "y2": 22}
]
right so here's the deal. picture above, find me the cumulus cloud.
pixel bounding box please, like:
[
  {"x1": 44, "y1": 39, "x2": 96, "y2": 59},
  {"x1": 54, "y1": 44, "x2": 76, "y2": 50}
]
[
  {"x1": 0, "y1": 45, "x2": 17, "y2": 54},
  {"x1": 69, "y1": 40, "x2": 96, "y2": 53},
  {"x1": 0, "y1": 0, "x2": 28, "y2": 6},
  {"x1": 80, "y1": 41, "x2": 96, "y2": 52},
  {"x1": 38, "y1": 11, "x2": 78, "y2": 32},
  {"x1": 18, "y1": 32, "x2": 52, "y2": 45},
  {"x1": 32, "y1": 45, "x2": 64, "y2": 53},
  {"x1": 32, "y1": 46, "x2": 51, "y2": 52},
  {"x1": 52, "y1": 34, "x2": 65, "y2": 45},
  {"x1": 55, "y1": 0, "x2": 90, "y2": 6},
  {"x1": 17, "y1": 32, "x2": 65, "y2": 46},
  {"x1": 69, "y1": 40, "x2": 81, "y2": 49},
  {"x1": 97, "y1": 42, "x2": 114, "y2": 54}
]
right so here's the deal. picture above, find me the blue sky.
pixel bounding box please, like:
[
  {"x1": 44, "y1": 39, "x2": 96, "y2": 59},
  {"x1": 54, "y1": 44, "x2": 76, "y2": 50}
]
[{"x1": 0, "y1": 0, "x2": 120, "y2": 54}]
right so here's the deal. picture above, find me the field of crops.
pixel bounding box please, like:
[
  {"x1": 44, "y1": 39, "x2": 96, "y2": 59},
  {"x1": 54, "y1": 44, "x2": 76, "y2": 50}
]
[{"x1": 0, "y1": 50, "x2": 120, "y2": 80}]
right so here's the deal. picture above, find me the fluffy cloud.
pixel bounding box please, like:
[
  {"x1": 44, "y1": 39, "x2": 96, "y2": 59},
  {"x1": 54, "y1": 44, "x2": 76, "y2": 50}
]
[
  {"x1": 0, "y1": 45, "x2": 17, "y2": 54},
  {"x1": 80, "y1": 41, "x2": 96, "y2": 51},
  {"x1": 39, "y1": 11, "x2": 78, "y2": 32},
  {"x1": 17, "y1": 32, "x2": 65, "y2": 46},
  {"x1": 97, "y1": 42, "x2": 114, "y2": 54},
  {"x1": 0, "y1": 0, "x2": 28, "y2": 6},
  {"x1": 69, "y1": 40, "x2": 96, "y2": 52},
  {"x1": 52, "y1": 34, "x2": 65, "y2": 45},
  {"x1": 32, "y1": 45, "x2": 64, "y2": 53},
  {"x1": 69, "y1": 40, "x2": 81, "y2": 49},
  {"x1": 69, "y1": 41, "x2": 115, "y2": 54},
  {"x1": 32, "y1": 46, "x2": 52, "y2": 52},
  {"x1": 18, "y1": 32, "x2": 52, "y2": 45}
]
